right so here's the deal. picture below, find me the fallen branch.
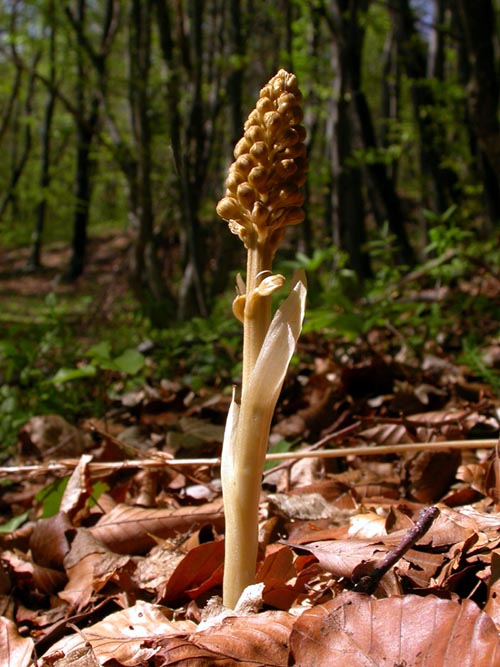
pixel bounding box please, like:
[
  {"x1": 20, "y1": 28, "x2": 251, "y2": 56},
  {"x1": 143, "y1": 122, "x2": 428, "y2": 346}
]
[
  {"x1": 0, "y1": 438, "x2": 497, "y2": 479},
  {"x1": 352, "y1": 505, "x2": 440, "y2": 594}
]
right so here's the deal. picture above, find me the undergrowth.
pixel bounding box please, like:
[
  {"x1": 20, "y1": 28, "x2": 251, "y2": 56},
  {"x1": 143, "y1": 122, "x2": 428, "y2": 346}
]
[{"x1": 1, "y1": 227, "x2": 499, "y2": 455}]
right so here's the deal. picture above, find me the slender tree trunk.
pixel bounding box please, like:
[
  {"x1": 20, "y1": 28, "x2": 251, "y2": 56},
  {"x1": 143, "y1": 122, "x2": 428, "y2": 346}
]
[
  {"x1": 390, "y1": 0, "x2": 457, "y2": 214},
  {"x1": 343, "y1": 0, "x2": 415, "y2": 265},
  {"x1": 0, "y1": 53, "x2": 40, "y2": 222},
  {"x1": 128, "y1": 0, "x2": 175, "y2": 325},
  {"x1": 427, "y1": 0, "x2": 446, "y2": 80},
  {"x1": 64, "y1": 0, "x2": 97, "y2": 281},
  {"x1": 354, "y1": 90, "x2": 414, "y2": 265},
  {"x1": 62, "y1": 0, "x2": 121, "y2": 281},
  {"x1": 66, "y1": 114, "x2": 97, "y2": 281},
  {"x1": 323, "y1": 1, "x2": 371, "y2": 280},
  {"x1": 28, "y1": 0, "x2": 56, "y2": 270},
  {"x1": 456, "y1": 0, "x2": 500, "y2": 224},
  {"x1": 379, "y1": 27, "x2": 400, "y2": 182},
  {"x1": 0, "y1": 67, "x2": 22, "y2": 145},
  {"x1": 155, "y1": 0, "x2": 224, "y2": 320},
  {"x1": 210, "y1": 0, "x2": 246, "y2": 298}
]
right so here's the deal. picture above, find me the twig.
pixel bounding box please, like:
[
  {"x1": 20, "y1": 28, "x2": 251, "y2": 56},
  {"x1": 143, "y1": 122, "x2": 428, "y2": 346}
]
[
  {"x1": 0, "y1": 439, "x2": 497, "y2": 479},
  {"x1": 352, "y1": 505, "x2": 440, "y2": 594},
  {"x1": 263, "y1": 420, "x2": 361, "y2": 479}
]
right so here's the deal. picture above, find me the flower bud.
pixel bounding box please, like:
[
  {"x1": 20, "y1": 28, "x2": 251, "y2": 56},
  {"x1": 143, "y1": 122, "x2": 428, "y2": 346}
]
[{"x1": 217, "y1": 69, "x2": 307, "y2": 249}]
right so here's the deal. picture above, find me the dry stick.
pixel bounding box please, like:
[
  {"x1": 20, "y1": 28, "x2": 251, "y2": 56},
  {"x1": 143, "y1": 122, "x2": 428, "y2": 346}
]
[
  {"x1": 0, "y1": 438, "x2": 497, "y2": 479},
  {"x1": 263, "y1": 420, "x2": 361, "y2": 479},
  {"x1": 352, "y1": 505, "x2": 440, "y2": 595}
]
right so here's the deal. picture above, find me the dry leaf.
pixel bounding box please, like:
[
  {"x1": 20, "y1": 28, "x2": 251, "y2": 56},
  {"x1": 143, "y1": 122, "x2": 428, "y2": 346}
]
[
  {"x1": 89, "y1": 501, "x2": 224, "y2": 553},
  {"x1": 289, "y1": 591, "x2": 500, "y2": 666},
  {"x1": 154, "y1": 610, "x2": 295, "y2": 667},
  {"x1": 162, "y1": 539, "x2": 224, "y2": 604},
  {"x1": 41, "y1": 600, "x2": 196, "y2": 666},
  {"x1": 0, "y1": 616, "x2": 34, "y2": 667}
]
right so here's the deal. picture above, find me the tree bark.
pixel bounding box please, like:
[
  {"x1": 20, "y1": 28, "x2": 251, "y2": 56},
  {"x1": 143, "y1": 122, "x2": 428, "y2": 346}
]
[
  {"x1": 63, "y1": 0, "x2": 124, "y2": 281},
  {"x1": 322, "y1": 0, "x2": 413, "y2": 274},
  {"x1": 28, "y1": 0, "x2": 57, "y2": 270},
  {"x1": 456, "y1": 0, "x2": 500, "y2": 221},
  {"x1": 155, "y1": 0, "x2": 225, "y2": 319},
  {"x1": 379, "y1": 26, "x2": 400, "y2": 182},
  {"x1": 322, "y1": 0, "x2": 371, "y2": 280},
  {"x1": 128, "y1": 0, "x2": 173, "y2": 322},
  {"x1": 0, "y1": 53, "x2": 40, "y2": 222},
  {"x1": 390, "y1": 0, "x2": 457, "y2": 215}
]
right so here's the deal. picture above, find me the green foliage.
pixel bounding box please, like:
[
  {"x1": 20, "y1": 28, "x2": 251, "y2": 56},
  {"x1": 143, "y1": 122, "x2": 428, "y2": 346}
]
[
  {"x1": 300, "y1": 213, "x2": 499, "y2": 368},
  {"x1": 150, "y1": 310, "x2": 242, "y2": 392},
  {"x1": 459, "y1": 338, "x2": 500, "y2": 396},
  {"x1": 35, "y1": 477, "x2": 70, "y2": 518},
  {"x1": 0, "y1": 511, "x2": 30, "y2": 534},
  {"x1": 264, "y1": 438, "x2": 296, "y2": 470},
  {"x1": 34, "y1": 476, "x2": 109, "y2": 518},
  {"x1": 0, "y1": 293, "x2": 147, "y2": 454},
  {"x1": 52, "y1": 341, "x2": 145, "y2": 384}
]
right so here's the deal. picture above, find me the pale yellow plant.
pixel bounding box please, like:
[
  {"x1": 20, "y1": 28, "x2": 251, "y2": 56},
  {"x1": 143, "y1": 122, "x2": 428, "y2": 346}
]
[{"x1": 217, "y1": 69, "x2": 307, "y2": 608}]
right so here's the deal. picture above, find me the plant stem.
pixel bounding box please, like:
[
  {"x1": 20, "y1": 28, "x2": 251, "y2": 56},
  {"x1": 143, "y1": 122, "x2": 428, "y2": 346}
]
[
  {"x1": 241, "y1": 242, "x2": 273, "y2": 389},
  {"x1": 222, "y1": 395, "x2": 274, "y2": 608},
  {"x1": 222, "y1": 241, "x2": 275, "y2": 609}
]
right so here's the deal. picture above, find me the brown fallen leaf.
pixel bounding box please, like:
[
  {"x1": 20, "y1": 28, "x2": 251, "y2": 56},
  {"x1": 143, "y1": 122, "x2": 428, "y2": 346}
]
[
  {"x1": 30, "y1": 513, "x2": 72, "y2": 569},
  {"x1": 286, "y1": 539, "x2": 386, "y2": 579},
  {"x1": 18, "y1": 415, "x2": 91, "y2": 459},
  {"x1": 59, "y1": 454, "x2": 93, "y2": 519},
  {"x1": 289, "y1": 591, "x2": 500, "y2": 666},
  {"x1": 154, "y1": 610, "x2": 295, "y2": 667},
  {"x1": 162, "y1": 539, "x2": 224, "y2": 604},
  {"x1": 41, "y1": 600, "x2": 196, "y2": 666},
  {"x1": 256, "y1": 545, "x2": 318, "y2": 609},
  {"x1": 287, "y1": 535, "x2": 444, "y2": 591},
  {"x1": 89, "y1": 500, "x2": 224, "y2": 554},
  {"x1": 59, "y1": 528, "x2": 134, "y2": 610},
  {"x1": 0, "y1": 616, "x2": 34, "y2": 667},
  {"x1": 1, "y1": 548, "x2": 66, "y2": 597},
  {"x1": 485, "y1": 550, "x2": 500, "y2": 631},
  {"x1": 406, "y1": 449, "x2": 461, "y2": 502}
]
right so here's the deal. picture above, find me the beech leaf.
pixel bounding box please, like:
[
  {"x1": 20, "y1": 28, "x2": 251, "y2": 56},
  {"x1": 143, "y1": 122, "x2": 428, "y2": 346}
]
[
  {"x1": 0, "y1": 616, "x2": 34, "y2": 667},
  {"x1": 89, "y1": 501, "x2": 224, "y2": 554},
  {"x1": 289, "y1": 591, "x2": 500, "y2": 667},
  {"x1": 42, "y1": 600, "x2": 196, "y2": 667}
]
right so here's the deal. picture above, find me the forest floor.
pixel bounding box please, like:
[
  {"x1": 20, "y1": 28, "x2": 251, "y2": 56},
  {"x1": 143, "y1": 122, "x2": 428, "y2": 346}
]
[{"x1": 1, "y1": 232, "x2": 500, "y2": 666}]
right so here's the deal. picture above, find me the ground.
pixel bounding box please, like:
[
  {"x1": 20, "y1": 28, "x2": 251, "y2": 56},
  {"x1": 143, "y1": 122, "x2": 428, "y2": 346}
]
[{"x1": 1, "y1": 233, "x2": 500, "y2": 666}]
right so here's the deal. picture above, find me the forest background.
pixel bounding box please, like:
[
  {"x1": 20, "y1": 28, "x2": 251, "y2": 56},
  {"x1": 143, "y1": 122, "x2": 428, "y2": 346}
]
[{"x1": 0, "y1": 0, "x2": 500, "y2": 454}]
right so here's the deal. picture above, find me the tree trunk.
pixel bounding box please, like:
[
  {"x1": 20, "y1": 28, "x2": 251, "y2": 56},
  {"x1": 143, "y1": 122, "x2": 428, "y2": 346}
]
[
  {"x1": 210, "y1": 0, "x2": 247, "y2": 298},
  {"x1": 129, "y1": 0, "x2": 175, "y2": 325},
  {"x1": 390, "y1": 0, "x2": 457, "y2": 215},
  {"x1": 379, "y1": 27, "x2": 400, "y2": 182},
  {"x1": 427, "y1": 0, "x2": 446, "y2": 80},
  {"x1": 456, "y1": 0, "x2": 500, "y2": 223},
  {"x1": 155, "y1": 0, "x2": 226, "y2": 320},
  {"x1": 28, "y1": 0, "x2": 56, "y2": 271},
  {"x1": 323, "y1": 0, "x2": 371, "y2": 280},
  {"x1": 63, "y1": 0, "x2": 97, "y2": 281},
  {"x1": 0, "y1": 53, "x2": 40, "y2": 222}
]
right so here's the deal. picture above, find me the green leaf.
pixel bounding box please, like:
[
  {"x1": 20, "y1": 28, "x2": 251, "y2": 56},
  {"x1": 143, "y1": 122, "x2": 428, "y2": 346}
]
[
  {"x1": 51, "y1": 364, "x2": 97, "y2": 384},
  {"x1": 264, "y1": 439, "x2": 294, "y2": 470},
  {"x1": 0, "y1": 511, "x2": 29, "y2": 534},
  {"x1": 110, "y1": 349, "x2": 145, "y2": 375},
  {"x1": 87, "y1": 340, "x2": 112, "y2": 360},
  {"x1": 35, "y1": 477, "x2": 69, "y2": 518},
  {"x1": 88, "y1": 481, "x2": 109, "y2": 507},
  {"x1": 333, "y1": 312, "x2": 366, "y2": 337}
]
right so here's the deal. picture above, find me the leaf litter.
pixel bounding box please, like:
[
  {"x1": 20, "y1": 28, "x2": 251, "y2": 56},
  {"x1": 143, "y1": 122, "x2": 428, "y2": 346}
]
[{"x1": 1, "y1": 326, "x2": 500, "y2": 665}]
